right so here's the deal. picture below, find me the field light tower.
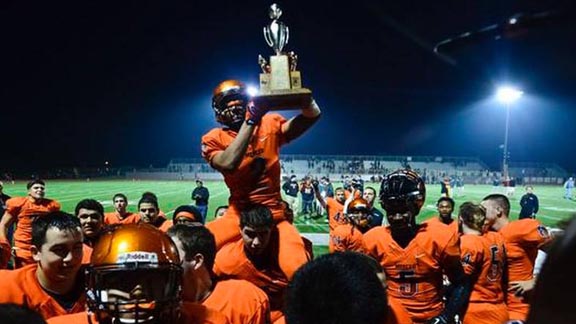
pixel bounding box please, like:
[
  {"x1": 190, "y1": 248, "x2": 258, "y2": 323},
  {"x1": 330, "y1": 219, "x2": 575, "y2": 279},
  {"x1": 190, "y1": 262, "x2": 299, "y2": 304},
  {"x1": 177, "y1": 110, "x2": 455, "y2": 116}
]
[{"x1": 496, "y1": 85, "x2": 523, "y2": 181}]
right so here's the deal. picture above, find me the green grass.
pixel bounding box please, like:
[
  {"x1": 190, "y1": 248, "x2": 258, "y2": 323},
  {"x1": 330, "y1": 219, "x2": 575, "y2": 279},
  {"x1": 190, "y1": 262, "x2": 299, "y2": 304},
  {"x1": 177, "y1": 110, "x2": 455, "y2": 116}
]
[{"x1": 3, "y1": 180, "x2": 574, "y2": 239}]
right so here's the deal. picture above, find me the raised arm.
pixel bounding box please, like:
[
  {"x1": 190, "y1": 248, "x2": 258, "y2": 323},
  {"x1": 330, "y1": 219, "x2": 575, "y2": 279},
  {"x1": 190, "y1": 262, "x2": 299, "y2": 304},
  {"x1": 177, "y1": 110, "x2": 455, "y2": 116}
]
[{"x1": 282, "y1": 99, "x2": 321, "y2": 142}]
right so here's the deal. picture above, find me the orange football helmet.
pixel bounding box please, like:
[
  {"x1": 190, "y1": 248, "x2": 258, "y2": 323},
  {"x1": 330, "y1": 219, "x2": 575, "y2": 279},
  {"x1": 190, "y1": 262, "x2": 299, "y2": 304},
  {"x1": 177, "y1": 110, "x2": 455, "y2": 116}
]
[
  {"x1": 86, "y1": 223, "x2": 182, "y2": 324},
  {"x1": 212, "y1": 79, "x2": 249, "y2": 127},
  {"x1": 347, "y1": 198, "x2": 371, "y2": 229}
]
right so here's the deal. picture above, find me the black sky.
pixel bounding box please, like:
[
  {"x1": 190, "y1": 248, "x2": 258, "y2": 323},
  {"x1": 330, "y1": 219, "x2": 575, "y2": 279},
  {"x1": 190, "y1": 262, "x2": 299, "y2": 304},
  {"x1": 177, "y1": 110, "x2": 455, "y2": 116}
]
[{"x1": 2, "y1": 0, "x2": 575, "y2": 173}]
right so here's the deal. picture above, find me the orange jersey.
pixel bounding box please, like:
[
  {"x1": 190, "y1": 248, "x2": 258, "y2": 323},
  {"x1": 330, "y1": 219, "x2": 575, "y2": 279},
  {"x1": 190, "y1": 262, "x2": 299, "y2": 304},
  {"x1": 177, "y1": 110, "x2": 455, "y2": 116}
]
[
  {"x1": 363, "y1": 224, "x2": 461, "y2": 323},
  {"x1": 499, "y1": 219, "x2": 551, "y2": 321},
  {"x1": 48, "y1": 303, "x2": 230, "y2": 324},
  {"x1": 104, "y1": 211, "x2": 140, "y2": 225},
  {"x1": 204, "y1": 279, "x2": 271, "y2": 324},
  {"x1": 82, "y1": 243, "x2": 93, "y2": 265},
  {"x1": 214, "y1": 239, "x2": 288, "y2": 318},
  {"x1": 181, "y1": 301, "x2": 231, "y2": 324},
  {"x1": 0, "y1": 264, "x2": 85, "y2": 320},
  {"x1": 201, "y1": 114, "x2": 288, "y2": 212},
  {"x1": 424, "y1": 216, "x2": 459, "y2": 236},
  {"x1": 329, "y1": 223, "x2": 366, "y2": 253},
  {"x1": 387, "y1": 297, "x2": 413, "y2": 324},
  {"x1": 460, "y1": 231, "x2": 506, "y2": 304},
  {"x1": 325, "y1": 197, "x2": 346, "y2": 233},
  {"x1": 6, "y1": 196, "x2": 61, "y2": 259}
]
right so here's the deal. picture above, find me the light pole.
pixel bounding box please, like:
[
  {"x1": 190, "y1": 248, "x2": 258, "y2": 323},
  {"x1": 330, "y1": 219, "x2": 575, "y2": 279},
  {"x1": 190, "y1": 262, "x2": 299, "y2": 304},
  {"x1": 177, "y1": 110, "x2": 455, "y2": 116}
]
[{"x1": 496, "y1": 86, "x2": 523, "y2": 181}]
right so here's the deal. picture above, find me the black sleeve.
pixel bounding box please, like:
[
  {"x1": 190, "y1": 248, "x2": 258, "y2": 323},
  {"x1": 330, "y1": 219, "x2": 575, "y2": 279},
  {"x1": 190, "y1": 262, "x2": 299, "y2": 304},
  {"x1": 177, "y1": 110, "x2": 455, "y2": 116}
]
[{"x1": 441, "y1": 273, "x2": 474, "y2": 321}]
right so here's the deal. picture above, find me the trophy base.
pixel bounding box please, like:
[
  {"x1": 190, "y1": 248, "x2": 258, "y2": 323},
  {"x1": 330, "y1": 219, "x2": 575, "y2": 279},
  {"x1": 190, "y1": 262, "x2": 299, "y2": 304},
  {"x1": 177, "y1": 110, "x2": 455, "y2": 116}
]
[{"x1": 253, "y1": 88, "x2": 312, "y2": 111}]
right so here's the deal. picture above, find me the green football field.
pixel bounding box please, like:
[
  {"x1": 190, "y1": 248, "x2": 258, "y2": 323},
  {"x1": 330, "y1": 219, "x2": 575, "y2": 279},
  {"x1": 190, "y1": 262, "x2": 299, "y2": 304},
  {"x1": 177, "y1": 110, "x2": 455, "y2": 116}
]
[{"x1": 3, "y1": 179, "x2": 574, "y2": 256}]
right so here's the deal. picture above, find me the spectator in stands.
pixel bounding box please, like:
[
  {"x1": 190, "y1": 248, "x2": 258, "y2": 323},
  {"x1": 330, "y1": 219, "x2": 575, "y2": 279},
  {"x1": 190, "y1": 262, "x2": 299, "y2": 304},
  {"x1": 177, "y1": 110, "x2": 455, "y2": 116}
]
[
  {"x1": 519, "y1": 186, "x2": 539, "y2": 219},
  {"x1": 104, "y1": 193, "x2": 140, "y2": 225},
  {"x1": 0, "y1": 211, "x2": 85, "y2": 320},
  {"x1": 201, "y1": 80, "x2": 320, "y2": 279},
  {"x1": 0, "y1": 179, "x2": 61, "y2": 268},
  {"x1": 74, "y1": 199, "x2": 104, "y2": 264},
  {"x1": 564, "y1": 177, "x2": 574, "y2": 199},
  {"x1": 191, "y1": 179, "x2": 209, "y2": 223},
  {"x1": 282, "y1": 175, "x2": 299, "y2": 215}
]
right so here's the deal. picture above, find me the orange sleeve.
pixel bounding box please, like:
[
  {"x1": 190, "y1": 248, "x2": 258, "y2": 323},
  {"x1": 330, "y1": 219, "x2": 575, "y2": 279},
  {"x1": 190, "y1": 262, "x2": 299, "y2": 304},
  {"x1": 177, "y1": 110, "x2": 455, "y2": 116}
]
[
  {"x1": 201, "y1": 129, "x2": 226, "y2": 166},
  {"x1": 437, "y1": 225, "x2": 464, "y2": 282},
  {"x1": 49, "y1": 200, "x2": 61, "y2": 211},
  {"x1": 460, "y1": 235, "x2": 483, "y2": 276},
  {"x1": 5, "y1": 197, "x2": 25, "y2": 216}
]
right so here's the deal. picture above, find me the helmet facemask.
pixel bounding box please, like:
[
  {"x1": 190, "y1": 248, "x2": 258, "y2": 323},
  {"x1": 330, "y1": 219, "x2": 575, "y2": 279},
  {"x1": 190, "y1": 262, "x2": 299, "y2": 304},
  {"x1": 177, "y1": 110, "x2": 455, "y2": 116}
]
[
  {"x1": 212, "y1": 88, "x2": 249, "y2": 130},
  {"x1": 87, "y1": 264, "x2": 182, "y2": 324}
]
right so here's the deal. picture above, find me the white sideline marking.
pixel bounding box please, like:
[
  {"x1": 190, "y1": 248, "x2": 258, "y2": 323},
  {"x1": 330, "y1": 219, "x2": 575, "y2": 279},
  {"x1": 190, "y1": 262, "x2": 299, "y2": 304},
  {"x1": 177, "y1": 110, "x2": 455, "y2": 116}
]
[{"x1": 302, "y1": 233, "x2": 329, "y2": 246}]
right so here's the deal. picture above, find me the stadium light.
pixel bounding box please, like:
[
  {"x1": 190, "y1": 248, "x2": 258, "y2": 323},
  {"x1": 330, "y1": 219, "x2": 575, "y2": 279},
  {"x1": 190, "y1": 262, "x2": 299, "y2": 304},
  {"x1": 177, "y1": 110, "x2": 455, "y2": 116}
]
[
  {"x1": 495, "y1": 85, "x2": 523, "y2": 181},
  {"x1": 246, "y1": 85, "x2": 259, "y2": 97}
]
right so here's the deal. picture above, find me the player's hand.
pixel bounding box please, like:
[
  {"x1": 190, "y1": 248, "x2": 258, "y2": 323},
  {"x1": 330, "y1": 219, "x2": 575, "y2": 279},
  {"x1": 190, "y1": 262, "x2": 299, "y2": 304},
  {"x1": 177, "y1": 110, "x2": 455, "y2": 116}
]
[
  {"x1": 246, "y1": 101, "x2": 269, "y2": 125},
  {"x1": 510, "y1": 279, "x2": 535, "y2": 297}
]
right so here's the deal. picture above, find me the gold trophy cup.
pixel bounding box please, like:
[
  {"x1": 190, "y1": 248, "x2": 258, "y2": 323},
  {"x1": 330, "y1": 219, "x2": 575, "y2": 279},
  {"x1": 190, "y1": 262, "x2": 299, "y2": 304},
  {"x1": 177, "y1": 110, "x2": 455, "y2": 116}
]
[{"x1": 253, "y1": 3, "x2": 312, "y2": 110}]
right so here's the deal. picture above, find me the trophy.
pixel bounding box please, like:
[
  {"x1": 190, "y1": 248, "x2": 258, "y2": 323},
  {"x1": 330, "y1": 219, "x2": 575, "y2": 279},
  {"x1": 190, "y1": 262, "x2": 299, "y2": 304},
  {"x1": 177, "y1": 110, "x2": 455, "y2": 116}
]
[{"x1": 253, "y1": 3, "x2": 312, "y2": 110}]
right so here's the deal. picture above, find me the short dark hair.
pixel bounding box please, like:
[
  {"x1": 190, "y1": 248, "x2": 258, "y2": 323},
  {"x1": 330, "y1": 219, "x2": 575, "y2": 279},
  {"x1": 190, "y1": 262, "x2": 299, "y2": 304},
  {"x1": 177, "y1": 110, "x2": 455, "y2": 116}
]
[
  {"x1": 437, "y1": 196, "x2": 455, "y2": 207},
  {"x1": 173, "y1": 205, "x2": 202, "y2": 222},
  {"x1": 0, "y1": 304, "x2": 46, "y2": 324},
  {"x1": 112, "y1": 193, "x2": 128, "y2": 202},
  {"x1": 32, "y1": 211, "x2": 81, "y2": 249},
  {"x1": 26, "y1": 179, "x2": 45, "y2": 190},
  {"x1": 285, "y1": 252, "x2": 388, "y2": 324},
  {"x1": 364, "y1": 186, "x2": 377, "y2": 194},
  {"x1": 75, "y1": 199, "x2": 104, "y2": 217},
  {"x1": 138, "y1": 196, "x2": 159, "y2": 210},
  {"x1": 214, "y1": 205, "x2": 228, "y2": 218},
  {"x1": 167, "y1": 225, "x2": 216, "y2": 270},
  {"x1": 240, "y1": 205, "x2": 273, "y2": 229},
  {"x1": 482, "y1": 193, "x2": 510, "y2": 216}
]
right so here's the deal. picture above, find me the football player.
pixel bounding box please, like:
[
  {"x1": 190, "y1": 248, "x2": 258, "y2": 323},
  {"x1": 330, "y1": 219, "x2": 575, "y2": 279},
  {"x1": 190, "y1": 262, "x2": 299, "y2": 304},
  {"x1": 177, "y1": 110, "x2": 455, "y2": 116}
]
[
  {"x1": 459, "y1": 202, "x2": 508, "y2": 324},
  {"x1": 481, "y1": 194, "x2": 553, "y2": 322},
  {"x1": 363, "y1": 169, "x2": 472, "y2": 324},
  {"x1": 47, "y1": 223, "x2": 229, "y2": 324},
  {"x1": 330, "y1": 197, "x2": 371, "y2": 253},
  {"x1": 75, "y1": 199, "x2": 105, "y2": 264},
  {"x1": 202, "y1": 79, "x2": 321, "y2": 279},
  {"x1": 104, "y1": 193, "x2": 140, "y2": 225},
  {"x1": 0, "y1": 179, "x2": 61, "y2": 268}
]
